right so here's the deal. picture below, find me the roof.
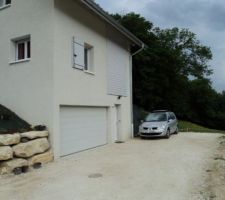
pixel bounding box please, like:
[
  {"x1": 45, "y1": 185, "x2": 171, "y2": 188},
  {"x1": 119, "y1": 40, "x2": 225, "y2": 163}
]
[{"x1": 80, "y1": 0, "x2": 144, "y2": 47}]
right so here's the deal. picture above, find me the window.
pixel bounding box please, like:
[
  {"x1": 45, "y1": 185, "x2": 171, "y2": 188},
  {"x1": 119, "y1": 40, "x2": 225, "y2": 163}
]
[
  {"x1": 169, "y1": 113, "x2": 176, "y2": 120},
  {"x1": 73, "y1": 37, "x2": 94, "y2": 73},
  {"x1": 0, "y1": 0, "x2": 11, "y2": 8},
  {"x1": 145, "y1": 113, "x2": 167, "y2": 122},
  {"x1": 84, "y1": 43, "x2": 93, "y2": 72},
  {"x1": 171, "y1": 113, "x2": 176, "y2": 120},
  {"x1": 10, "y1": 35, "x2": 31, "y2": 63},
  {"x1": 16, "y1": 38, "x2": 30, "y2": 61}
]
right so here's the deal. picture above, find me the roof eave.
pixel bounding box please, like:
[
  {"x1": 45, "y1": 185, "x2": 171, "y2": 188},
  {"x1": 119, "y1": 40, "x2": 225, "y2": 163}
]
[{"x1": 80, "y1": 0, "x2": 144, "y2": 47}]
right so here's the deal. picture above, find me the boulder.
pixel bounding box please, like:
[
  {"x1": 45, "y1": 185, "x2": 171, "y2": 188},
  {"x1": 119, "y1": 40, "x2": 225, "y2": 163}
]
[
  {"x1": 28, "y1": 150, "x2": 54, "y2": 166},
  {"x1": 20, "y1": 131, "x2": 49, "y2": 140},
  {"x1": 0, "y1": 146, "x2": 13, "y2": 161},
  {"x1": 0, "y1": 133, "x2": 20, "y2": 146},
  {"x1": 13, "y1": 138, "x2": 50, "y2": 158},
  {"x1": 0, "y1": 158, "x2": 28, "y2": 175}
]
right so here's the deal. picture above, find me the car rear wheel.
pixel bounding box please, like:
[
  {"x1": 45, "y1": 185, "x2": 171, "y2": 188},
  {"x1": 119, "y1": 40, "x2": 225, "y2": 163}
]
[{"x1": 165, "y1": 129, "x2": 170, "y2": 139}]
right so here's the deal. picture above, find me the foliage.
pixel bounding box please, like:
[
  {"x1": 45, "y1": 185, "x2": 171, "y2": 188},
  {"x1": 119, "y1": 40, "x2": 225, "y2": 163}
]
[
  {"x1": 0, "y1": 104, "x2": 31, "y2": 134},
  {"x1": 112, "y1": 12, "x2": 225, "y2": 130}
]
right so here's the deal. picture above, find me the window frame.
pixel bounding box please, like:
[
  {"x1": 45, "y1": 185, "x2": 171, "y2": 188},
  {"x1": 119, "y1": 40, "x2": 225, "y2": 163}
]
[
  {"x1": 73, "y1": 37, "x2": 94, "y2": 74},
  {"x1": 0, "y1": 0, "x2": 11, "y2": 10},
  {"x1": 15, "y1": 39, "x2": 31, "y2": 61},
  {"x1": 83, "y1": 43, "x2": 94, "y2": 73},
  {"x1": 10, "y1": 35, "x2": 31, "y2": 64}
]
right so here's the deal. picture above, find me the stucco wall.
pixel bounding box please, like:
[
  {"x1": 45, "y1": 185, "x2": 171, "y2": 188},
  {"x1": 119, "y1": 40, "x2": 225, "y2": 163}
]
[
  {"x1": 0, "y1": 0, "x2": 54, "y2": 131},
  {"x1": 52, "y1": 0, "x2": 132, "y2": 157},
  {"x1": 0, "y1": 0, "x2": 133, "y2": 159}
]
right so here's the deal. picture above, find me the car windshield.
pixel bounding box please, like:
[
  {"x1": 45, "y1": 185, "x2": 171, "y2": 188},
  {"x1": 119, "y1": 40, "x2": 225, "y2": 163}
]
[{"x1": 145, "y1": 113, "x2": 167, "y2": 122}]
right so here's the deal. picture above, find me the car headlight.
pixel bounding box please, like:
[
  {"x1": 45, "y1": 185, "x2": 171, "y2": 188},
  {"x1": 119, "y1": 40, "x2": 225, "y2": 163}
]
[{"x1": 159, "y1": 125, "x2": 166, "y2": 130}]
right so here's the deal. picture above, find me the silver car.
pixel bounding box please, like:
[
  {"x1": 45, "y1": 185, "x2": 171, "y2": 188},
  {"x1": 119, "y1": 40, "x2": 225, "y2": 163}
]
[{"x1": 139, "y1": 110, "x2": 178, "y2": 139}]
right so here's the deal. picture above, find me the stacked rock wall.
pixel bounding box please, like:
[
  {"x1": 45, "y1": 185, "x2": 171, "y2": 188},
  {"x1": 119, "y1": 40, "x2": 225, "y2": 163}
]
[{"x1": 0, "y1": 131, "x2": 53, "y2": 175}]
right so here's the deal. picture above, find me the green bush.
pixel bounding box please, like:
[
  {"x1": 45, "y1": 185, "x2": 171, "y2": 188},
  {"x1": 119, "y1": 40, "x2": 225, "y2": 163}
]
[{"x1": 0, "y1": 104, "x2": 31, "y2": 134}]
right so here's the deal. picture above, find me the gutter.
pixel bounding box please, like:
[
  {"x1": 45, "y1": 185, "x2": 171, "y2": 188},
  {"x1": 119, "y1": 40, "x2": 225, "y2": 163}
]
[{"x1": 131, "y1": 43, "x2": 145, "y2": 56}]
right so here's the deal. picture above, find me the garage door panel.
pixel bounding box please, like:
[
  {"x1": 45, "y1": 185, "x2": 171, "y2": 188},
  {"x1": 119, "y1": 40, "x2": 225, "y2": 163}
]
[{"x1": 60, "y1": 107, "x2": 107, "y2": 156}]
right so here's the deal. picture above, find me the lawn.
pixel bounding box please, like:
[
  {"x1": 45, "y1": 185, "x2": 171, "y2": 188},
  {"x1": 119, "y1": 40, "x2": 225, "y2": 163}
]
[{"x1": 178, "y1": 120, "x2": 225, "y2": 134}]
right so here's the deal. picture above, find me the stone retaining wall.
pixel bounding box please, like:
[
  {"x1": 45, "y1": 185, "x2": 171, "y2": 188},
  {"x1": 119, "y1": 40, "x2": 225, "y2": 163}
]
[{"x1": 0, "y1": 131, "x2": 53, "y2": 175}]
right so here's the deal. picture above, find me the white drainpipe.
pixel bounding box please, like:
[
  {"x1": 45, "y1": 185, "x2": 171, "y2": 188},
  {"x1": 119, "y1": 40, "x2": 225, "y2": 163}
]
[
  {"x1": 130, "y1": 43, "x2": 145, "y2": 138},
  {"x1": 132, "y1": 43, "x2": 145, "y2": 56}
]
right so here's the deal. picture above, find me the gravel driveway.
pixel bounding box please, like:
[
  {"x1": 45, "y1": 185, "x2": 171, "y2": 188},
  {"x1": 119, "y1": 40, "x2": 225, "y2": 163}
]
[{"x1": 0, "y1": 132, "x2": 222, "y2": 200}]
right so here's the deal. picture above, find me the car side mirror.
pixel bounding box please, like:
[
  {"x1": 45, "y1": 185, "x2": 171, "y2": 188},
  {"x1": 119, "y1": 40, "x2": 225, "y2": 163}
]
[{"x1": 140, "y1": 120, "x2": 144, "y2": 123}]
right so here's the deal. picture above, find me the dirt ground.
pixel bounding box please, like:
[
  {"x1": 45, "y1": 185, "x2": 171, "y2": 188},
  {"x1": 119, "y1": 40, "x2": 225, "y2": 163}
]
[
  {"x1": 198, "y1": 135, "x2": 225, "y2": 200},
  {"x1": 0, "y1": 132, "x2": 224, "y2": 200}
]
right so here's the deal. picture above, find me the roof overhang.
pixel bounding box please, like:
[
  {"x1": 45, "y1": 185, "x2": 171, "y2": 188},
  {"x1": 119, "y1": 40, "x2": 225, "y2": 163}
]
[{"x1": 79, "y1": 0, "x2": 144, "y2": 47}]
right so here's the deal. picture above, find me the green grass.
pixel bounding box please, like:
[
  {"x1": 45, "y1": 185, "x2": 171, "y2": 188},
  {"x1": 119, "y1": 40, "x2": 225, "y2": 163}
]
[{"x1": 178, "y1": 120, "x2": 225, "y2": 134}]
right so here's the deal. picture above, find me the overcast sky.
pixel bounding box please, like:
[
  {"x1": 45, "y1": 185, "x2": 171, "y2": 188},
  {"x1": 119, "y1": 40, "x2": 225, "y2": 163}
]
[{"x1": 96, "y1": 0, "x2": 225, "y2": 92}]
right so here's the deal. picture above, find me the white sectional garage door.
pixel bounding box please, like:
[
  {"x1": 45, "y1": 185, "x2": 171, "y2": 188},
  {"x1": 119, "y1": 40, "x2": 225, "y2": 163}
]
[{"x1": 60, "y1": 106, "x2": 107, "y2": 156}]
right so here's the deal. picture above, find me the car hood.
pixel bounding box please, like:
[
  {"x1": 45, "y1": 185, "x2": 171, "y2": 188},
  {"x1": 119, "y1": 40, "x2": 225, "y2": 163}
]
[{"x1": 141, "y1": 121, "x2": 167, "y2": 128}]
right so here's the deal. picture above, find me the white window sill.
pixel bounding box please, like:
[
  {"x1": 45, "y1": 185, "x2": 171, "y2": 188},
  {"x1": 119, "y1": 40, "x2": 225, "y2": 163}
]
[
  {"x1": 0, "y1": 4, "x2": 11, "y2": 11},
  {"x1": 84, "y1": 70, "x2": 95, "y2": 75},
  {"x1": 9, "y1": 59, "x2": 31, "y2": 65}
]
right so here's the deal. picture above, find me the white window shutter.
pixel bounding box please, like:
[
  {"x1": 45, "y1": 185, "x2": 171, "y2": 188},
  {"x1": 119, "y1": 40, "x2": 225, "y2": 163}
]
[
  {"x1": 106, "y1": 40, "x2": 128, "y2": 97},
  {"x1": 73, "y1": 37, "x2": 85, "y2": 69}
]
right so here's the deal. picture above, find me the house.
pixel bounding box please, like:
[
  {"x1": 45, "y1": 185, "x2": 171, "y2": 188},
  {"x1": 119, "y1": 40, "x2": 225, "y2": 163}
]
[{"x1": 0, "y1": 0, "x2": 144, "y2": 158}]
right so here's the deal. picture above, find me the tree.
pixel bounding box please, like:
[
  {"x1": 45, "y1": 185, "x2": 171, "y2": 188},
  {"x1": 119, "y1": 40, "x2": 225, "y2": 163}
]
[
  {"x1": 153, "y1": 28, "x2": 213, "y2": 78},
  {"x1": 112, "y1": 13, "x2": 225, "y2": 130}
]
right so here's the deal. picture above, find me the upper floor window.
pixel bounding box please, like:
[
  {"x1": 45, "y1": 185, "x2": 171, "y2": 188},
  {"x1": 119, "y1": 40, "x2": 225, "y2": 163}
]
[
  {"x1": 16, "y1": 39, "x2": 31, "y2": 61},
  {"x1": 84, "y1": 43, "x2": 94, "y2": 72},
  {"x1": 10, "y1": 35, "x2": 31, "y2": 64},
  {"x1": 0, "y1": 0, "x2": 11, "y2": 9},
  {"x1": 169, "y1": 112, "x2": 176, "y2": 120},
  {"x1": 73, "y1": 37, "x2": 94, "y2": 73}
]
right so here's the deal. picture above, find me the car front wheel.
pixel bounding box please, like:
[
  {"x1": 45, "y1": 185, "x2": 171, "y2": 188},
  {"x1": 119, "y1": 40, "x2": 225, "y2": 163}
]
[{"x1": 165, "y1": 129, "x2": 170, "y2": 139}]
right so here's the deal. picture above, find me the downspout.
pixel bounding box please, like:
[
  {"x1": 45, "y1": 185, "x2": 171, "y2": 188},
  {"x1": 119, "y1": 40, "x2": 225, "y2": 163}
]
[
  {"x1": 132, "y1": 43, "x2": 145, "y2": 56},
  {"x1": 130, "y1": 43, "x2": 145, "y2": 138}
]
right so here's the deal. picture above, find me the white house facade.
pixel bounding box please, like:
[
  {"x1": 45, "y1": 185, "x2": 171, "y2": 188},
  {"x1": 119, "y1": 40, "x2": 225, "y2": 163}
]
[{"x1": 0, "y1": 0, "x2": 144, "y2": 158}]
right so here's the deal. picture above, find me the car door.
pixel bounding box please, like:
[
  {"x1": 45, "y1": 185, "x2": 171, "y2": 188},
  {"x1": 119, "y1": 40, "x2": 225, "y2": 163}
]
[
  {"x1": 170, "y1": 112, "x2": 177, "y2": 133},
  {"x1": 172, "y1": 112, "x2": 178, "y2": 131},
  {"x1": 169, "y1": 112, "x2": 175, "y2": 133},
  {"x1": 168, "y1": 113, "x2": 174, "y2": 132}
]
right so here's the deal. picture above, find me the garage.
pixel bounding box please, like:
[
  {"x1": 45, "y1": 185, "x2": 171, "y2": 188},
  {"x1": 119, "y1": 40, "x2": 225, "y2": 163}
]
[{"x1": 60, "y1": 106, "x2": 108, "y2": 156}]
